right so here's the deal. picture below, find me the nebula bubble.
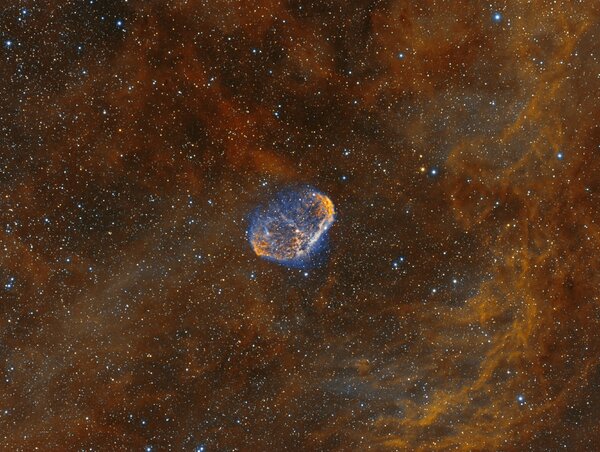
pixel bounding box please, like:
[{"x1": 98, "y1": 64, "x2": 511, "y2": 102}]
[{"x1": 248, "y1": 186, "x2": 335, "y2": 268}]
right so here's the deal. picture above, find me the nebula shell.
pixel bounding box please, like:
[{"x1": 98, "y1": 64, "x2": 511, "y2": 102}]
[{"x1": 248, "y1": 186, "x2": 335, "y2": 268}]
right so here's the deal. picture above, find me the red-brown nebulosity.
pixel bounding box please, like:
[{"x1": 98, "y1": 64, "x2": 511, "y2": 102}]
[{"x1": 1, "y1": 0, "x2": 599, "y2": 450}]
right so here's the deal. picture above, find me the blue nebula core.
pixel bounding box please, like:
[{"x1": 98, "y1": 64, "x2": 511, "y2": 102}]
[{"x1": 248, "y1": 186, "x2": 335, "y2": 269}]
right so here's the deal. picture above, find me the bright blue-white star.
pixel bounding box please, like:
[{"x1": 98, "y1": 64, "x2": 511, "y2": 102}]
[
  {"x1": 492, "y1": 12, "x2": 502, "y2": 23},
  {"x1": 18, "y1": 8, "x2": 28, "y2": 21},
  {"x1": 4, "y1": 277, "x2": 15, "y2": 291},
  {"x1": 392, "y1": 256, "x2": 405, "y2": 269}
]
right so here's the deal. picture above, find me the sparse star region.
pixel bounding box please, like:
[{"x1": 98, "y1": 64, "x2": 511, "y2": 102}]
[{"x1": 248, "y1": 186, "x2": 335, "y2": 268}]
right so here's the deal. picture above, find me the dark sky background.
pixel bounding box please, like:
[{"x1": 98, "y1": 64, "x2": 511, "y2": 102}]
[{"x1": 1, "y1": 1, "x2": 600, "y2": 450}]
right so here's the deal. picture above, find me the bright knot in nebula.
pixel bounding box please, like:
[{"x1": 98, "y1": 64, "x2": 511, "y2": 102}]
[{"x1": 248, "y1": 186, "x2": 335, "y2": 268}]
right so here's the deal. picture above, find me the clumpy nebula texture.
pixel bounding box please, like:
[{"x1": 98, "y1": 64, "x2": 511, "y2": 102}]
[{"x1": 249, "y1": 187, "x2": 335, "y2": 268}]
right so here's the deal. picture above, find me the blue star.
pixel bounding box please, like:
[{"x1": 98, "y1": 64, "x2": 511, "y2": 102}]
[
  {"x1": 4, "y1": 277, "x2": 15, "y2": 291},
  {"x1": 557, "y1": 151, "x2": 564, "y2": 160},
  {"x1": 392, "y1": 256, "x2": 405, "y2": 269},
  {"x1": 18, "y1": 8, "x2": 28, "y2": 21},
  {"x1": 4, "y1": 40, "x2": 13, "y2": 49},
  {"x1": 116, "y1": 19, "x2": 124, "y2": 28},
  {"x1": 492, "y1": 12, "x2": 502, "y2": 23}
]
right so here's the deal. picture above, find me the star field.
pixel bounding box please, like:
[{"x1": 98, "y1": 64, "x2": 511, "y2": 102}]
[{"x1": 1, "y1": 1, "x2": 600, "y2": 450}]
